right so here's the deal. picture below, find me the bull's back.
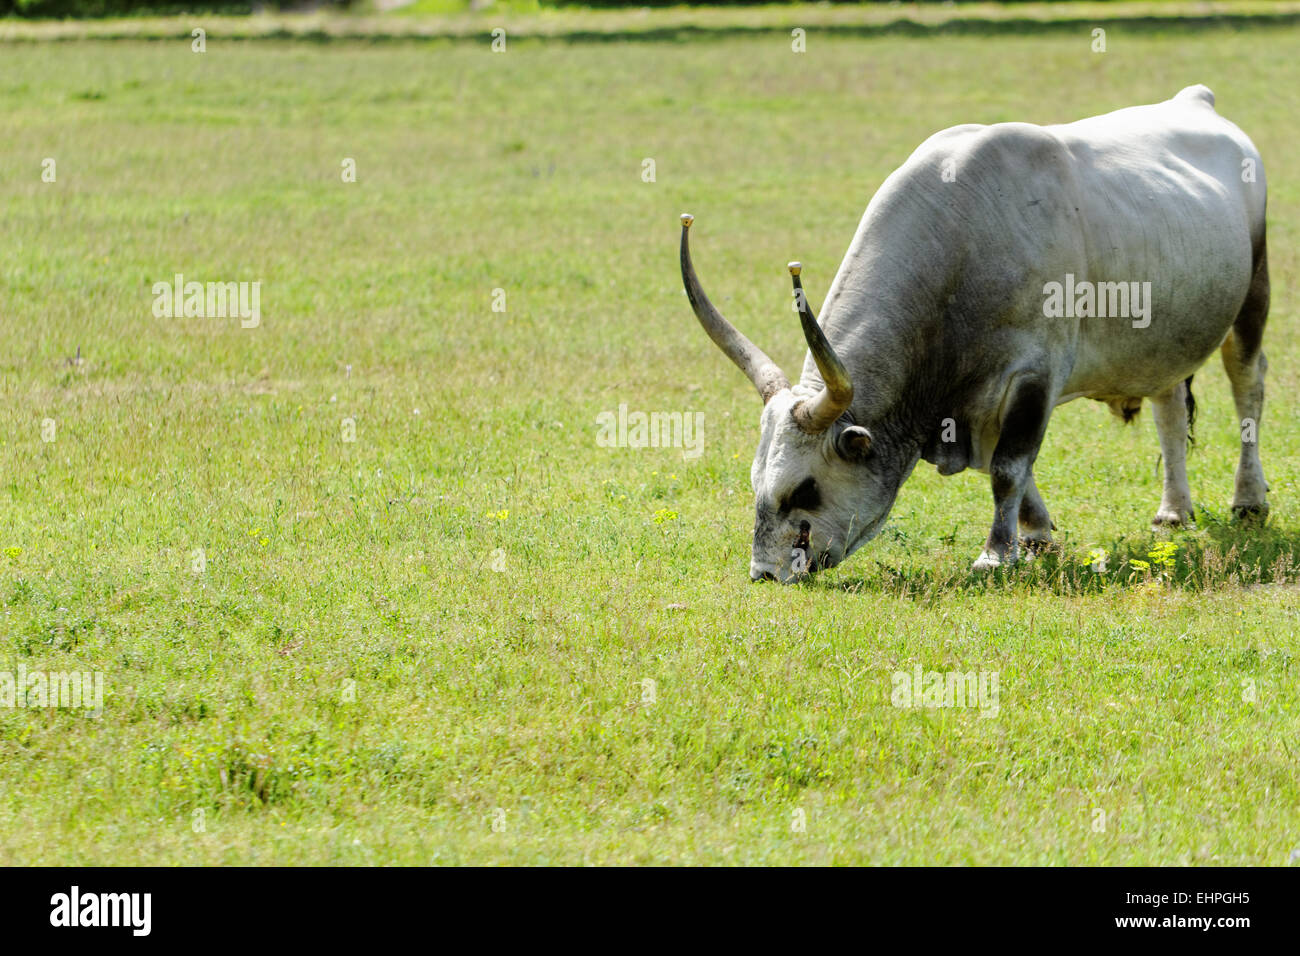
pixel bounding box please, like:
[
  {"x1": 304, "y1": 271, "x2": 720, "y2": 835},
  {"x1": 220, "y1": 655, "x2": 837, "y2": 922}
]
[{"x1": 916, "y1": 86, "x2": 1264, "y2": 399}]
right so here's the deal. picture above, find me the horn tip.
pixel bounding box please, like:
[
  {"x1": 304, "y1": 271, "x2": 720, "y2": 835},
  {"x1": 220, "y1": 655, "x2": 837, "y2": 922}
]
[
  {"x1": 787, "y1": 261, "x2": 801, "y2": 276},
  {"x1": 680, "y1": 213, "x2": 694, "y2": 228}
]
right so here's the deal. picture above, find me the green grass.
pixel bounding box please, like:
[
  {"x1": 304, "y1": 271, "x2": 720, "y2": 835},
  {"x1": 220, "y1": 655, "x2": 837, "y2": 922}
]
[{"x1": 1, "y1": 18, "x2": 1299, "y2": 864}]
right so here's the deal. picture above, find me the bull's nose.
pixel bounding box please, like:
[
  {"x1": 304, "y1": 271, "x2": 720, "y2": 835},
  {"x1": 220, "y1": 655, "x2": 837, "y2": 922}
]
[
  {"x1": 752, "y1": 570, "x2": 779, "y2": 583},
  {"x1": 750, "y1": 562, "x2": 781, "y2": 582}
]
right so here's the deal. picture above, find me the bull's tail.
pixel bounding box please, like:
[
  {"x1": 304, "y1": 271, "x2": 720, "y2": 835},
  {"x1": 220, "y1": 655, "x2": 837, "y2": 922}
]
[{"x1": 1184, "y1": 374, "x2": 1196, "y2": 448}]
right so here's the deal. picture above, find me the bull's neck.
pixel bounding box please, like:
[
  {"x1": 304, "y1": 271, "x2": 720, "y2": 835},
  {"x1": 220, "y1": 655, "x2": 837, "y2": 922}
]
[
  {"x1": 799, "y1": 264, "x2": 950, "y2": 454},
  {"x1": 801, "y1": 170, "x2": 963, "y2": 432}
]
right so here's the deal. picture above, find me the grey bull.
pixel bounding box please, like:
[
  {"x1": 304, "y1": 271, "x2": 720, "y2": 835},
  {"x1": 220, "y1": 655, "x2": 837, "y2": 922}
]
[{"x1": 680, "y1": 85, "x2": 1271, "y2": 582}]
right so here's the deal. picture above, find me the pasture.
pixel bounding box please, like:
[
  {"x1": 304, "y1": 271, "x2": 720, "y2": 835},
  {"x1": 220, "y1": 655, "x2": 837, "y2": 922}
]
[{"x1": 1, "y1": 15, "x2": 1298, "y2": 864}]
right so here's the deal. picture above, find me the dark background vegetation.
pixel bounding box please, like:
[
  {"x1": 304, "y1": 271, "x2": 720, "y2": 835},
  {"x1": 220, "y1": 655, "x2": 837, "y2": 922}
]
[
  {"x1": 0, "y1": 0, "x2": 1084, "y2": 22},
  {"x1": 1, "y1": 0, "x2": 349, "y2": 17}
]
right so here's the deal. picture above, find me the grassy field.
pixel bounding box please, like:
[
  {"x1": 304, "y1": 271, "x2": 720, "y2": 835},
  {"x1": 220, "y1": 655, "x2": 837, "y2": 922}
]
[{"x1": 1, "y1": 15, "x2": 1299, "y2": 865}]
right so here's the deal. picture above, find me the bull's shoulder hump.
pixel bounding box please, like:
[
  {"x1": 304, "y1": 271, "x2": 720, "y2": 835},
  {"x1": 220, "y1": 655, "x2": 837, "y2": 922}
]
[{"x1": 907, "y1": 121, "x2": 1066, "y2": 169}]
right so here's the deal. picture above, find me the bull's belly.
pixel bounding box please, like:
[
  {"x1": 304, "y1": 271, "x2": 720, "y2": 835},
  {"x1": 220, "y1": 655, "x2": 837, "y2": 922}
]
[
  {"x1": 1064, "y1": 321, "x2": 1236, "y2": 400},
  {"x1": 1055, "y1": 269, "x2": 1249, "y2": 403}
]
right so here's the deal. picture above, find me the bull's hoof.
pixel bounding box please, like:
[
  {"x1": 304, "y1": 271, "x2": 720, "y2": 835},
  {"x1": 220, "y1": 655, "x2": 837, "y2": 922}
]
[
  {"x1": 1020, "y1": 535, "x2": 1053, "y2": 558},
  {"x1": 972, "y1": 549, "x2": 1016, "y2": 571},
  {"x1": 1232, "y1": 502, "x2": 1270, "y2": 524},
  {"x1": 1152, "y1": 510, "x2": 1193, "y2": 530}
]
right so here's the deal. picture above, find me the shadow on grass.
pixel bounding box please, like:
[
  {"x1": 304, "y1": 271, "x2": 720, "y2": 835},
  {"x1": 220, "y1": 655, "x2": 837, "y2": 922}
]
[
  {"x1": 821, "y1": 509, "x2": 1300, "y2": 600},
  {"x1": 9, "y1": 10, "x2": 1300, "y2": 45},
  {"x1": 541, "y1": 13, "x2": 1300, "y2": 46}
]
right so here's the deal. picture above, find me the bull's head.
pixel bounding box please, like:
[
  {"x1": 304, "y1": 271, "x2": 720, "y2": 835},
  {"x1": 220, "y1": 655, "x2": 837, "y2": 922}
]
[{"x1": 680, "y1": 213, "x2": 897, "y2": 583}]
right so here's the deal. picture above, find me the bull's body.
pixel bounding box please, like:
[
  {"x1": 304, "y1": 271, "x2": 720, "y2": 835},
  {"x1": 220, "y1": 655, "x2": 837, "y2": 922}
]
[{"x1": 681, "y1": 86, "x2": 1271, "y2": 580}]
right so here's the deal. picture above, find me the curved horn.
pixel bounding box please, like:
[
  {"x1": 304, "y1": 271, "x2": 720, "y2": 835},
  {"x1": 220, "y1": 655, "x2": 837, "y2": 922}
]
[
  {"x1": 788, "y1": 262, "x2": 853, "y2": 433},
  {"x1": 680, "y1": 214, "x2": 788, "y2": 403}
]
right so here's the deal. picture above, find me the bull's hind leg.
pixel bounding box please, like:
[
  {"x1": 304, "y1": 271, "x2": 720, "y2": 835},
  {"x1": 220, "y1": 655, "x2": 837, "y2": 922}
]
[
  {"x1": 1150, "y1": 379, "x2": 1195, "y2": 528},
  {"x1": 1222, "y1": 242, "x2": 1270, "y2": 520},
  {"x1": 1019, "y1": 474, "x2": 1055, "y2": 555}
]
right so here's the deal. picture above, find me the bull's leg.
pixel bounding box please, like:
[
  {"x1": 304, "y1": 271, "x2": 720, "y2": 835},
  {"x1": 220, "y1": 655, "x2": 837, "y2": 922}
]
[
  {"x1": 974, "y1": 375, "x2": 1052, "y2": 570},
  {"x1": 1223, "y1": 342, "x2": 1269, "y2": 518},
  {"x1": 1222, "y1": 244, "x2": 1270, "y2": 520},
  {"x1": 1150, "y1": 379, "x2": 1195, "y2": 527},
  {"x1": 1018, "y1": 474, "x2": 1055, "y2": 555}
]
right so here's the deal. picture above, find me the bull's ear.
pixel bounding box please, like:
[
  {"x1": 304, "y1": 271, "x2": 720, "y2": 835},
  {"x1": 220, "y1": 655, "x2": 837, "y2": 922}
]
[{"x1": 835, "y1": 425, "x2": 873, "y2": 461}]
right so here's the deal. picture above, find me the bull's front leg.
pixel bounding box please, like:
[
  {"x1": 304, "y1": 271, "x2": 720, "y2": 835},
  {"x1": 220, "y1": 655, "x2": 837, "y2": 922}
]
[
  {"x1": 1018, "y1": 474, "x2": 1055, "y2": 556},
  {"x1": 973, "y1": 375, "x2": 1053, "y2": 570}
]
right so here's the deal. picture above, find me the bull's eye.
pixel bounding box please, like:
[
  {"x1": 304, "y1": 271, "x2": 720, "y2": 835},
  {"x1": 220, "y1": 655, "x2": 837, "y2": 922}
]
[{"x1": 785, "y1": 477, "x2": 820, "y2": 513}]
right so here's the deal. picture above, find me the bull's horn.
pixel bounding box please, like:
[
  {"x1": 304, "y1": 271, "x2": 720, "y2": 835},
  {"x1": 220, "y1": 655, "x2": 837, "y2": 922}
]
[
  {"x1": 788, "y1": 261, "x2": 853, "y2": 433},
  {"x1": 680, "y1": 214, "x2": 788, "y2": 403}
]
